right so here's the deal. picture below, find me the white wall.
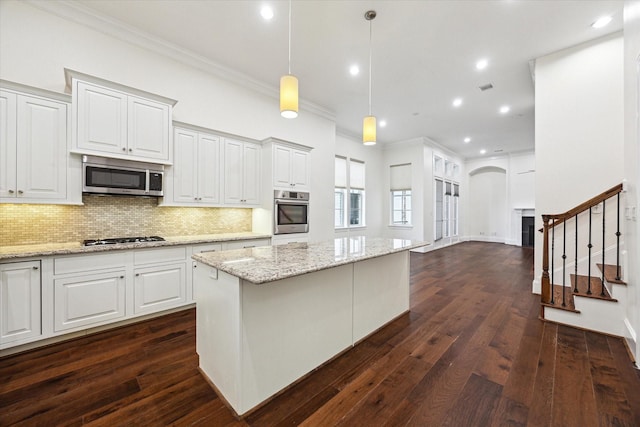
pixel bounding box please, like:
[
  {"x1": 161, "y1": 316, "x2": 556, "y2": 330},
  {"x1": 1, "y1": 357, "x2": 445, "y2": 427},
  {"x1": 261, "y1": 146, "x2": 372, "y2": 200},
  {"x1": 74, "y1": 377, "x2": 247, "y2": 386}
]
[
  {"x1": 623, "y1": 0, "x2": 640, "y2": 358},
  {"x1": 467, "y1": 166, "x2": 508, "y2": 242},
  {"x1": 464, "y1": 152, "x2": 535, "y2": 246},
  {"x1": 334, "y1": 133, "x2": 384, "y2": 238},
  {"x1": 0, "y1": 1, "x2": 336, "y2": 243},
  {"x1": 534, "y1": 34, "x2": 624, "y2": 294}
]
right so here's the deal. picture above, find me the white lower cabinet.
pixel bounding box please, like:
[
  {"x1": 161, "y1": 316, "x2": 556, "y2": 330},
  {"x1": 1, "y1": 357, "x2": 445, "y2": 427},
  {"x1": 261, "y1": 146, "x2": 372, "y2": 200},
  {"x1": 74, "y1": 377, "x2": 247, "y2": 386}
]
[
  {"x1": 54, "y1": 270, "x2": 126, "y2": 332},
  {"x1": 134, "y1": 263, "x2": 186, "y2": 315},
  {"x1": 0, "y1": 261, "x2": 41, "y2": 345}
]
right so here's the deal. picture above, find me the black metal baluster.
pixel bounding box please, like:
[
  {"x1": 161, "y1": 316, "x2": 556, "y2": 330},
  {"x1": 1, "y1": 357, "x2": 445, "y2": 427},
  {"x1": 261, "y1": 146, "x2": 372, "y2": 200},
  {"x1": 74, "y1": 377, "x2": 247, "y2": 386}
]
[
  {"x1": 574, "y1": 214, "x2": 578, "y2": 293},
  {"x1": 587, "y1": 207, "x2": 593, "y2": 295},
  {"x1": 601, "y1": 200, "x2": 606, "y2": 297},
  {"x1": 562, "y1": 221, "x2": 567, "y2": 307},
  {"x1": 616, "y1": 192, "x2": 621, "y2": 281},
  {"x1": 551, "y1": 222, "x2": 555, "y2": 304}
]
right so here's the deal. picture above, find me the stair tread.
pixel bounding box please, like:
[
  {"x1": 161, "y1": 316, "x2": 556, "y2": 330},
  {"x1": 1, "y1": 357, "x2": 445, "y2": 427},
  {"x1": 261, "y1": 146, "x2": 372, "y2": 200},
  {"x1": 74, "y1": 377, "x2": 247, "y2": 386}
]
[
  {"x1": 596, "y1": 263, "x2": 627, "y2": 285},
  {"x1": 570, "y1": 274, "x2": 617, "y2": 301},
  {"x1": 542, "y1": 284, "x2": 579, "y2": 313}
]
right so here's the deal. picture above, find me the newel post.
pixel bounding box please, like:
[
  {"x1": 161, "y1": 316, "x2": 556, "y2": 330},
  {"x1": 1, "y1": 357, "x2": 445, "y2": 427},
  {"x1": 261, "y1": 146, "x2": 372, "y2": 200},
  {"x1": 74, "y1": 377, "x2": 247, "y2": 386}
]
[{"x1": 541, "y1": 215, "x2": 551, "y2": 310}]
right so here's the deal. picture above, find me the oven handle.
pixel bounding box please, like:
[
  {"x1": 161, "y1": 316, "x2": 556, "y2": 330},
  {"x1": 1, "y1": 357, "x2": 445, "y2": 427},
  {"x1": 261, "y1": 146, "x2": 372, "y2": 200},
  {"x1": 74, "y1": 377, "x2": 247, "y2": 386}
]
[{"x1": 274, "y1": 199, "x2": 309, "y2": 205}]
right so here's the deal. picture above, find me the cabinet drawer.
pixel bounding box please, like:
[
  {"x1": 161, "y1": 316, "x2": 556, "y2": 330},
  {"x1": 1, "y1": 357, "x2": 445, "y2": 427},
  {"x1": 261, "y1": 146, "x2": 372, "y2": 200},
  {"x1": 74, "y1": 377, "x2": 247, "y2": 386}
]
[
  {"x1": 192, "y1": 243, "x2": 222, "y2": 254},
  {"x1": 54, "y1": 252, "x2": 128, "y2": 275},
  {"x1": 54, "y1": 271, "x2": 126, "y2": 332},
  {"x1": 134, "y1": 246, "x2": 187, "y2": 265}
]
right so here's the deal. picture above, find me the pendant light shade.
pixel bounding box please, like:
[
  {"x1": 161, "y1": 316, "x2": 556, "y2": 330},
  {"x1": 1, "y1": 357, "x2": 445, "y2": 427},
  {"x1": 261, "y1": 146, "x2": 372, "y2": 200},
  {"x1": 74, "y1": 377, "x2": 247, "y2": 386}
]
[
  {"x1": 363, "y1": 115, "x2": 376, "y2": 145},
  {"x1": 363, "y1": 10, "x2": 377, "y2": 145},
  {"x1": 280, "y1": 74, "x2": 298, "y2": 118},
  {"x1": 280, "y1": 0, "x2": 298, "y2": 119}
]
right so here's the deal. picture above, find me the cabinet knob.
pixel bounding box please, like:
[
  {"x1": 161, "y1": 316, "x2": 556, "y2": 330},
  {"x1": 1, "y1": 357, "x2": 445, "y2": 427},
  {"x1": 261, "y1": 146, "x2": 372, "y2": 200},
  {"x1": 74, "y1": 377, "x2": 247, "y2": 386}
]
[
  {"x1": 129, "y1": 148, "x2": 133, "y2": 152},
  {"x1": 32, "y1": 266, "x2": 39, "y2": 270},
  {"x1": 8, "y1": 189, "x2": 14, "y2": 194},
  {"x1": 135, "y1": 273, "x2": 140, "y2": 277},
  {"x1": 119, "y1": 275, "x2": 125, "y2": 279},
  {"x1": 122, "y1": 147, "x2": 126, "y2": 151},
  {"x1": 193, "y1": 264, "x2": 197, "y2": 268},
  {"x1": 18, "y1": 190, "x2": 23, "y2": 194}
]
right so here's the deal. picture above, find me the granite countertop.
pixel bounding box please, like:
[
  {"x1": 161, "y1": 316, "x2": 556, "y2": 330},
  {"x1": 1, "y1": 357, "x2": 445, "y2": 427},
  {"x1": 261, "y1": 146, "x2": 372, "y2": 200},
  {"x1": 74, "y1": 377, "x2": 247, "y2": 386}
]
[
  {"x1": 192, "y1": 236, "x2": 427, "y2": 284},
  {"x1": 0, "y1": 232, "x2": 272, "y2": 260}
]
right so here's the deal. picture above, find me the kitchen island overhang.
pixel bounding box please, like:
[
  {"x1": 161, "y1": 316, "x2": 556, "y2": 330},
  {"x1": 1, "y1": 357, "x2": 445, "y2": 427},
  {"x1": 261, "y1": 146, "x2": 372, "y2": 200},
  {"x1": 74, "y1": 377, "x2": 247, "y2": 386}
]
[{"x1": 192, "y1": 237, "x2": 427, "y2": 416}]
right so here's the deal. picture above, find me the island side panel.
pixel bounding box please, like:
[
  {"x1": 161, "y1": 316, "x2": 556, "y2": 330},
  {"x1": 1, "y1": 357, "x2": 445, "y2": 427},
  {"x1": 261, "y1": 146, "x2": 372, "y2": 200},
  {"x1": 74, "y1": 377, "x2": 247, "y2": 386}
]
[
  {"x1": 239, "y1": 264, "x2": 354, "y2": 415},
  {"x1": 194, "y1": 263, "x2": 242, "y2": 411},
  {"x1": 353, "y1": 251, "x2": 410, "y2": 343}
]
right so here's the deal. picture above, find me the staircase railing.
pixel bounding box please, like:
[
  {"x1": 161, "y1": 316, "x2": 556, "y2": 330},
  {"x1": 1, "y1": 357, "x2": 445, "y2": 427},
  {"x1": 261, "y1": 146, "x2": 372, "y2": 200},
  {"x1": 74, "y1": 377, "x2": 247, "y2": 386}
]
[{"x1": 540, "y1": 183, "x2": 623, "y2": 311}]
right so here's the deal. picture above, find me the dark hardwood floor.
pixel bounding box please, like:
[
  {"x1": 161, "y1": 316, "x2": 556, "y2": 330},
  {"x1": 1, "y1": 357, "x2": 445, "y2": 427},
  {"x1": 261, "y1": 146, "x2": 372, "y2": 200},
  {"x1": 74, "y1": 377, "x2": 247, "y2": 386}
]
[{"x1": 1, "y1": 242, "x2": 638, "y2": 426}]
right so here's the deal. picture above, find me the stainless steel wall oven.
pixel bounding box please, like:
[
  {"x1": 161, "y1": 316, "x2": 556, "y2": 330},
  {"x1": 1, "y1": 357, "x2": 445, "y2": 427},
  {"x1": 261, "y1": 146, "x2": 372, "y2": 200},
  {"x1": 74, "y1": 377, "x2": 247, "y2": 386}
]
[{"x1": 274, "y1": 190, "x2": 309, "y2": 234}]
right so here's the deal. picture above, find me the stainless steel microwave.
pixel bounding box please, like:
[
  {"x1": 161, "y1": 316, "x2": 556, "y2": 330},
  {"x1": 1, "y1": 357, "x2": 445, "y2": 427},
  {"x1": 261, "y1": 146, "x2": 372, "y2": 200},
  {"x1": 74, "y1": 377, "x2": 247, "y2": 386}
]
[{"x1": 82, "y1": 155, "x2": 164, "y2": 197}]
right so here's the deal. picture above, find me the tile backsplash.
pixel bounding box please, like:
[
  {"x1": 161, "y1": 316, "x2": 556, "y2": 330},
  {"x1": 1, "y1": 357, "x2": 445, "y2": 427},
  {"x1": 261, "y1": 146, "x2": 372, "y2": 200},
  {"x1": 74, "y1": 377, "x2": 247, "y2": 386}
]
[{"x1": 0, "y1": 196, "x2": 253, "y2": 246}]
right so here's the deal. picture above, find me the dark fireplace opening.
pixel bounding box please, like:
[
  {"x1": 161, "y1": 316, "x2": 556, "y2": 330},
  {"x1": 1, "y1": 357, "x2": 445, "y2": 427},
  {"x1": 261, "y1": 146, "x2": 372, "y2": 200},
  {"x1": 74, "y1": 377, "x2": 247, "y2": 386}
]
[{"x1": 522, "y1": 216, "x2": 535, "y2": 247}]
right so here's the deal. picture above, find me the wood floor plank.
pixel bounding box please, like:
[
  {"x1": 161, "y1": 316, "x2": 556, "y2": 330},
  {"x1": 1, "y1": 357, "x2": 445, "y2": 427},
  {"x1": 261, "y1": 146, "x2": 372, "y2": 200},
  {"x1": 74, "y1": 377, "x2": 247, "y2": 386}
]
[{"x1": 1, "y1": 242, "x2": 638, "y2": 426}]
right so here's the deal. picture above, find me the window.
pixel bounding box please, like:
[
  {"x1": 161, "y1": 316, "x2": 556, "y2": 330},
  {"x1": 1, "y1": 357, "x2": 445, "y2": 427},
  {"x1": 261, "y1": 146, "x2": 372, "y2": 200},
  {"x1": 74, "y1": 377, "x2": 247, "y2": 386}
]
[
  {"x1": 435, "y1": 179, "x2": 459, "y2": 241},
  {"x1": 334, "y1": 156, "x2": 366, "y2": 228},
  {"x1": 390, "y1": 164, "x2": 412, "y2": 225},
  {"x1": 435, "y1": 179, "x2": 443, "y2": 240}
]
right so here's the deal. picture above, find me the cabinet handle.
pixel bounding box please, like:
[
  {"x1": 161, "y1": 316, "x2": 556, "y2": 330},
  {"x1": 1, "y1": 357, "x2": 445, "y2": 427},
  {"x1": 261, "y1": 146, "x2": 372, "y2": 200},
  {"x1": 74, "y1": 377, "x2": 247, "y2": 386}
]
[
  {"x1": 135, "y1": 273, "x2": 140, "y2": 277},
  {"x1": 32, "y1": 266, "x2": 39, "y2": 270},
  {"x1": 119, "y1": 275, "x2": 125, "y2": 279},
  {"x1": 8, "y1": 189, "x2": 14, "y2": 194},
  {"x1": 18, "y1": 190, "x2": 23, "y2": 194}
]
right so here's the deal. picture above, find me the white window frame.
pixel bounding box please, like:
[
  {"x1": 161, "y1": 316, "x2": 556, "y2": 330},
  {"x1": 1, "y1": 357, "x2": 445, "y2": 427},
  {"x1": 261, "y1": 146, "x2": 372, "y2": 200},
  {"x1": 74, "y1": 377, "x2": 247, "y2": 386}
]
[
  {"x1": 334, "y1": 156, "x2": 366, "y2": 229},
  {"x1": 391, "y1": 190, "x2": 412, "y2": 226}
]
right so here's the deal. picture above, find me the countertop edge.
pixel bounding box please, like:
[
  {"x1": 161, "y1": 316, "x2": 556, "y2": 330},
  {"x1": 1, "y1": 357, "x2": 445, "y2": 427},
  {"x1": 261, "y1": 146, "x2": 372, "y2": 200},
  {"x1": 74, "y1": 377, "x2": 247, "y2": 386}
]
[
  {"x1": 0, "y1": 233, "x2": 273, "y2": 260},
  {"x1": 193, "y1": 240, "x2": 428, "y2": 284}
]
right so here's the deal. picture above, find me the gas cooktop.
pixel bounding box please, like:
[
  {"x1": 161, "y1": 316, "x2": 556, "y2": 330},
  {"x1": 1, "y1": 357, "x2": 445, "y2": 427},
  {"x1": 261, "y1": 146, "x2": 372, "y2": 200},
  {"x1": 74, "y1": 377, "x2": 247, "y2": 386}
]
[{"x1": 83, "y1": 236, "x2": 165, "y2": 246}]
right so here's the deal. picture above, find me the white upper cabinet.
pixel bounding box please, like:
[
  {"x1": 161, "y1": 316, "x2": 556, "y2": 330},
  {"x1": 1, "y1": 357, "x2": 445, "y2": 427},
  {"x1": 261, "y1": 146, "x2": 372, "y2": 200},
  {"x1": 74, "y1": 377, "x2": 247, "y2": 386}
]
[
  {"x1": 273, "y1": 144, "x2": 310, "y2": 190},
  {"x1": 67, "y1": 69, "x2": 176, "y2": 164},
  {"x1": 1, "y1": 81, "x2": 81, "y2": 205},
  {"x1": 223, "y1": 138, "x2": 261, "y2": 206},
  {"x1": 167, "y1": 125, "x2": 220, "y2": 206},
  {"x1": 263, "y1": 138, "x2": 312, "y2": 192}
]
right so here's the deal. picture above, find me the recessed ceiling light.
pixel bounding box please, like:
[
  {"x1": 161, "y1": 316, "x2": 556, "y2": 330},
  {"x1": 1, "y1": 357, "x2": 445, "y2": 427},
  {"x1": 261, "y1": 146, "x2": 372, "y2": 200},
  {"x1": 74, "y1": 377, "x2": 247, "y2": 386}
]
[
  {"x1": 592, "y1": 16, "x2": 612, "y2": 28},
  {"x1": 464, "y1": 137, "x2": 471, "y2": 143},
  {"x1": 476, "y1": 59, "x2": 489, "y2": 70},
  {"x1": 349, "y1": 65, "x2": 360, "y2": 76},
  {"x1": 379, "y1": 120, "x2": 387, "y2": 127},
  {"x1": 480, "y1": 149, "x2": 487, "y2": 155},
  {"x1": 452, "y1": 98, "x2": 463, "y2": 107},
  {"x1": 499, "y1": 105, "x2": 510, "y2": 114},
  {"x1": 260, "y1": 5, "x2": 274, "y2": 20}
]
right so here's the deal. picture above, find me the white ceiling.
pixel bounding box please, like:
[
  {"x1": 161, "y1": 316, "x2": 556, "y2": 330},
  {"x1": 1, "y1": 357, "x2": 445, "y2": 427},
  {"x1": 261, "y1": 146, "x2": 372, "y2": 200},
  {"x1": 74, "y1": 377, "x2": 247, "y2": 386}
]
[{"x1": 63, "y1": 0, "x2": 623, "y2": 159}]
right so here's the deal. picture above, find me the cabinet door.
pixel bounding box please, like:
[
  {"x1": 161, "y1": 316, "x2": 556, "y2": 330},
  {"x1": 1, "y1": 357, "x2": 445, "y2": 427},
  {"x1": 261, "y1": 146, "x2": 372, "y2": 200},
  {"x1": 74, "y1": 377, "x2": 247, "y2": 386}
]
[
  {"x1": 0, "y1": 90, "x2": 17, "y2": 199},
  {"x1": 198, "y1": 133, "x2": 221, "y2": 204},
  {"x1": 173, "y1": 128, "x2": 199, "y2": 203},
  {"x1": 128, "y1": 96, "x2": 170, "y2": 161},
  {"x1": 242, "y1": 143, "x2": 261, "y2": 205},
  {"x1": 0, "y1": 261, "x2": 41, "y2": 345},
  {"x1": 54, "y1": 271, "x2": 126, "y2": 331},
  {"x1": 273, "y1": 145, "x2": 292, "y2": 188},
  {"x1": 290, "y1": 149, "x2": 309, "y2": 189},
  {"x1": 134, "y1": 263, "x2": 186, "y2": 315},
  {"x1": 224, "y1": 139, "x2": 244, "y2": 204},
  {"x1": 76, "y1": 82, "x2": 127, "y2": 155},
  {"x1": 16, "y1": 95, "x2": 68, "y2": 200}
]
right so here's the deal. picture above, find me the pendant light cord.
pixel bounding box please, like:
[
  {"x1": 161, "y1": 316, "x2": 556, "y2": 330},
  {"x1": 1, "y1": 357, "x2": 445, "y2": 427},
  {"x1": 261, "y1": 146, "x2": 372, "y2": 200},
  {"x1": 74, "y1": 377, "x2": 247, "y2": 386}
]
[
  {"x1": 288, "y1": 0, "x2": 292, "y2": 75},
  {"x1": 368, "y1": 17, "x2": 372, "y2": 116}
]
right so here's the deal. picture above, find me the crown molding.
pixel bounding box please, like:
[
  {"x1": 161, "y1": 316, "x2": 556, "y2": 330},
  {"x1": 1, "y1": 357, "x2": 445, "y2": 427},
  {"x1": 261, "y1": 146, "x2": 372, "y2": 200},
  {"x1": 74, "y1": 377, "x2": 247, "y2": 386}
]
[{"x1": 25, "y1": 0, "x2": 335, "y2": 121}]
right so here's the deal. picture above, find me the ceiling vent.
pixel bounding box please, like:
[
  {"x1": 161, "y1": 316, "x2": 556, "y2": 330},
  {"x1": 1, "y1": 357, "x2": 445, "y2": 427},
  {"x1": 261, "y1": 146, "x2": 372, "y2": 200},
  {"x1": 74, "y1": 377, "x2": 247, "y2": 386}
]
[{"x1": 478, "y1": 83, "x2": 494, "y2": 91}]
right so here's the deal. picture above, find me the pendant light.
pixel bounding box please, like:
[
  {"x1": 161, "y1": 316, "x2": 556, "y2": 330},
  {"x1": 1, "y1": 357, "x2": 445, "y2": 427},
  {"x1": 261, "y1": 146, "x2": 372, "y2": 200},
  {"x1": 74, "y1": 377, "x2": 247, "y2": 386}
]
[
  {"x1": 280, "y1": 0, "x2": 298, "y2": 118},
  {"x1": 363, "y1": 10, "x2": 377, "y2": 145}
]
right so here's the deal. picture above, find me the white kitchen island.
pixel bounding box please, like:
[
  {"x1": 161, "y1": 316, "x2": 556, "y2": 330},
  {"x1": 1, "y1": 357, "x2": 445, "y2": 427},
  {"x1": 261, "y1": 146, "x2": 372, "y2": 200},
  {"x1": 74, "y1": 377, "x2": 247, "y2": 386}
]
[{"x1": 192, "y1": 236, "x2": 426, "y2": 416}]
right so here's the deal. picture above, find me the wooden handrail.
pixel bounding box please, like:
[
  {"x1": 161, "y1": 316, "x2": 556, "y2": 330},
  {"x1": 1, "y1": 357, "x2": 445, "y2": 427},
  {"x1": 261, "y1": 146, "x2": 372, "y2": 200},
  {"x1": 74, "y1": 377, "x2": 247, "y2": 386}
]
[
  {"x1": 540, "y1": 183, "x2": 623, "y2": 310},
  {"x1": 546, "y1": 184, "x2": 623, "y2": 226}
]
